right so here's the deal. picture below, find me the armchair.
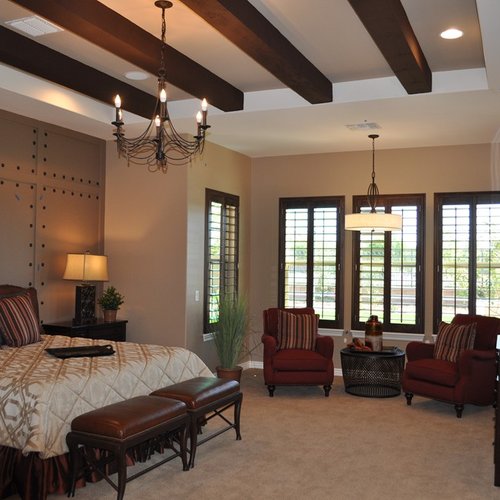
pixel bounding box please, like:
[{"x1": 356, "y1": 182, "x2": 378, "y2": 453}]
[
  {"x1": 402, "y1": 314, "x2": 500, "y2": 417},
  {"x1": 262, "y1": 307, "x2": 334, "y2": 397}
]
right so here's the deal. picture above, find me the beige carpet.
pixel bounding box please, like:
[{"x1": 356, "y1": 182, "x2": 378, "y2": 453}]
[{"x1": 49, "y1": 369, "x2": 498, "y2": 500}]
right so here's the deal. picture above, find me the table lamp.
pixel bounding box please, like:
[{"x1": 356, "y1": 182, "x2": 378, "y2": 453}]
[{"x1": 63, "y1": 252, "x2": 109, "y2": 324}]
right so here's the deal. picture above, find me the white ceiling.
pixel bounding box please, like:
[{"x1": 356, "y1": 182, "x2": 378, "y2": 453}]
[{"x1": 1, "y1": 0, "x2": 500, "y2": 157}]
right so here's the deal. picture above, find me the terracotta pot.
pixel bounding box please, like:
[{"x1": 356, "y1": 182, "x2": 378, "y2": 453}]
[
  {"x1": 103, "y1": 309, "x2": 117, "y2": 322},
  {"x1": 216, "y1": 366, "x2": 243, "y2": 383}
]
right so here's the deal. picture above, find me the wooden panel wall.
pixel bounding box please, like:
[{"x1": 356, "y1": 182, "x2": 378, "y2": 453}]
[{"x1": 0, "y1": 109, "x2": 105, "y2": 323}]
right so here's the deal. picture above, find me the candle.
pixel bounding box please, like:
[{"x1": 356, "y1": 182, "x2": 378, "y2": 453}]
[
  {"x1": 201, "y1": 98, "x2": 208, "y2": 126},
  {"x1": 114, "y1": 94, "x2": 121, "y2": 122}
]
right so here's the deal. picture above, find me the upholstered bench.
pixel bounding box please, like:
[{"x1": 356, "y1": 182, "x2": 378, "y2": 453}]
[
  {"x1": 150, "y1": 377, "x2": 242, "y2": 468},
  {"x1": 66, "y1": 395, "x2": 189, "y2": 500}
]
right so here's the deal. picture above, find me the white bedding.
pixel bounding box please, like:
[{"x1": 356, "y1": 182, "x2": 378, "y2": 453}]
[{"x1": 0, "y1": 334, "x2": 213, "y2": 458}]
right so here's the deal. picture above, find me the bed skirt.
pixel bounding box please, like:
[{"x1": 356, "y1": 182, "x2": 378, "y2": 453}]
[
  {"x1": 1, "y1": 437, "x2": 178, "y2": 499},
  {"x1": 0, "y1": 446, "x2": 72, "y2": 499}
]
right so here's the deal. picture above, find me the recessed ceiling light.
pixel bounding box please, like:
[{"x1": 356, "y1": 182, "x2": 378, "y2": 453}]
[
  {"x1": 125, "y1": 71, "x2": 149, "y2": 81},
  {"x1": 440, "y1": 28, "x2": 463, "y2": 40},
  {"x1": 5, "y1": 15, "x2": 62, "y2": 37}
]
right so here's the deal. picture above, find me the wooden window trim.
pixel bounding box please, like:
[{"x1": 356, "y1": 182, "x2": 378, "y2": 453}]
[
  {"x1": 433, "y1": 190, "x2": 500, "y2": 330},
  {"x1": 204, "y1": 188, "x2": 239, "y2": 333},
  {"x1": 351, "y1": 193, "x2": 425, "y2": 333},
  {"x1": 278, "y1": 196, "x2": 344, "y2": 329}
]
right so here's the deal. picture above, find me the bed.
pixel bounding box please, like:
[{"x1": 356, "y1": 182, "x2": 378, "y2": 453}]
[{"x1": 0, "y1": 285, "x2": 213, "y2": 499}]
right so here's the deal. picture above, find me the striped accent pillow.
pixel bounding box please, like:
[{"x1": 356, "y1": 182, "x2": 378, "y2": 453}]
[
  {"x1": 277, "y1": 310, "x2": 318, "y2": 350},
  {"x1": 0, "y1": 293, "x2": 41, "y2": 347},
  {"x1": 433, "y1": 321, "x2": 476, "y2": 363}
]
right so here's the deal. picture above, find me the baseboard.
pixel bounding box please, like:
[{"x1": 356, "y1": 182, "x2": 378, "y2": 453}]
[
  {"x1": 239, "y1": 360, "x2": 343, "y2": 377},
  {"x1": 240, "y1": 360, "x2": 263, "y2": 370}
]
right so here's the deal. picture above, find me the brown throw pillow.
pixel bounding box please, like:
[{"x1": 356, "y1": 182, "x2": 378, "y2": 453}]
[
  {"x1": 0, "y1": 293, "x2": 41, "y2": 347},
  {"x1": 433, "y1": 321, "x2": 476, "y2": 363},
  {"x1": 277, "y1": 310, "x2": 318, "y2": 350}
]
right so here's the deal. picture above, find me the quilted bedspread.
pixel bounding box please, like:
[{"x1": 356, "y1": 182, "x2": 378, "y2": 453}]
[{"x1": 0, "y1": 335, "x2": 213, "y2": 458}]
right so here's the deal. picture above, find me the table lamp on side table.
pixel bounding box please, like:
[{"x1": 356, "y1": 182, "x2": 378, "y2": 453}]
[{"x1": 63, "y1": 252, "x2": 109, "y2": 324}]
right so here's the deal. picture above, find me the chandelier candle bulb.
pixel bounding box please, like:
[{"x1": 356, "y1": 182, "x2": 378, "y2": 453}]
[
  {"x1": 196, "y1": 111, "x2": 202, "y2": 137},
  {"x1": 155, "y1": 115, "x2": 161, "y2": 138},
  {"x1": 114, "y1": 94, "x2": 121, "y2": 123},
  {"x1": 201, "y1": 98, "x2": 208, "y2": 126}
]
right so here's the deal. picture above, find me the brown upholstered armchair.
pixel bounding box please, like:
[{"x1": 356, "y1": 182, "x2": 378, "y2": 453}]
[
  {"x1": 402, "y1": 314, "x2": 500, "y2": 417},
  {"x1": 262, "y1": 307, "x2": 334, "y2": 397}
]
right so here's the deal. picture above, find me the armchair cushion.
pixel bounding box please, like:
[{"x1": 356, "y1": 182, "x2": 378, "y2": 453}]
[
  {"x1": 405, "y1": 358, "x2": 459, "y2": 387},
  {"x1": 433, "y1": 321, "x2": 476, "y2": 363},
  {"x1": 0, "y1": 292, "x2": 41, "y2": 347},
  {"x1": 277, "y1": 310, "x2": 317, "y2": 350},
  {"x1": 272, "y1": 348, "x2": 331, "y2": 372}
]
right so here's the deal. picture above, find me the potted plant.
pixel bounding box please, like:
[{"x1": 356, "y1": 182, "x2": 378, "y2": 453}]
[
  {"x1": 213, "y1": 295, "x2": 249, "y2": 382},
  {"x1": 98, "y1": 286, "x2": 124, "y2": 322}
]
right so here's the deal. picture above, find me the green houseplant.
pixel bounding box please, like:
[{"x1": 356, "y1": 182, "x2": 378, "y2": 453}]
[
  {"x1": 213, "y1": 295, "x2": 249, "y2": 381},
  {"x1": 98, "y1": 286, "x2": 124, "y2": 322}
]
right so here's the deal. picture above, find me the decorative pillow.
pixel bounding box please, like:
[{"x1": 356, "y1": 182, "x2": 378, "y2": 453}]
[
  {"x1": 433, "y1": 321, "x2": 476, "y2": 363},
  {"x1": 0, "y1": 293, "x2": 41, "y2": 347},
  {"x1": 277, "y1": 310, "x2": 318, "y2": 350}
]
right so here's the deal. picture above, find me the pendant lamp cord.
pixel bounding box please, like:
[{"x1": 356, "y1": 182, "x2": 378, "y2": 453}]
[{"x1": 367, "y1": 134, "x2": 379, "y2": 213}]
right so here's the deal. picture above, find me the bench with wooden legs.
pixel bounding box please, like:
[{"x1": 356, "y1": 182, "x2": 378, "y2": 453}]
[
  {"x1": 66, "y1": 395, "x2": 189, "y2": 500},
  {"x1": 150, "y1": 377, "x2": 242, "y2": 468}
]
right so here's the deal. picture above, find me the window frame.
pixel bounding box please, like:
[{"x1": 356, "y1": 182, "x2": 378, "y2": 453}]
[
  {"x1": 351, "y1": 193, "x2": 425, "y2": 333},
  {"x1": 434, "y1": 191, "x2": 500, "y2": 330},
  {"x1": 204, "y1": 188, "x2": 240, "y2": 333},
  {"x1": 278, "y1": 196, "x2": 345, "y2": 329}
]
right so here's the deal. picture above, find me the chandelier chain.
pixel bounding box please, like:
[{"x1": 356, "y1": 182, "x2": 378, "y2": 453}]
[{"x1": 159, "y1": 5, "x2": 167, "y2": 78}]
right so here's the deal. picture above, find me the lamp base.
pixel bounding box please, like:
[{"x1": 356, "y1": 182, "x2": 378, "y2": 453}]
[{"x1": 74, "y1": 285, "x2": 96, "y2": 324}]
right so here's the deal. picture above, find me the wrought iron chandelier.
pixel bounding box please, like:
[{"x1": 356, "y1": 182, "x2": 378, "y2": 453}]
[
  {"x1": 112, "y1": 0, "x2": 210, "y2": 173},
  {"x1": 345, "y1": 134, "x2": 402, "y2": 232}
]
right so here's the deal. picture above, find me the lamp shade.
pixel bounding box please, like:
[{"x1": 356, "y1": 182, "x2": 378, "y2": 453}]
[
  {"x1": 63, "y1": 253, "x2": 109, "y2": 282},
  {"x1": 345, "y1": 213, "x2": 402, "y2": 232}
]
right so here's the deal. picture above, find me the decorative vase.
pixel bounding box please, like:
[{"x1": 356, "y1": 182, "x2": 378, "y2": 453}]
[
  {"x1": 365, "y1": 315, "x2": 383, "y2": 351},
  {"x1": 216, "y1": 366, "x2": 243, "y2": 383},
  {"x1": 103, "y1": 309, "x2": 117, "y2": 322}
]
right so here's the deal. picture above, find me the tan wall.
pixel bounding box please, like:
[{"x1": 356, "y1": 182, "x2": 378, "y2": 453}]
[
  {"x1": 104, "y1": 140, "x2": 251, "y2": 369},
  {"x1": 250, "y1": 143, "x2": 495, "y2": 366},
  {"x1": 104, "y1": 146, "x2": 189, "y2": 347},
  {"x1": 186, "y1": 142, "x2": 252, "y2": 369},
  {"x1": 0, "y1": 109, "x2": 105, "y2": 323}
]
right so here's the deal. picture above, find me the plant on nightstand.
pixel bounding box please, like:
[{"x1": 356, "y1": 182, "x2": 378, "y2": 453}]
[{"x1": 98, "y1": 286, "x2": 124, "y2": 322}]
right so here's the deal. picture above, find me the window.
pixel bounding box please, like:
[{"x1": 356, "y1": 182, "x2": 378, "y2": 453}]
[
  {"x1": 434, "y1": 192, "x2": 500, "y2": 328},
  {"x1": 278, "y1": 197, "x2": 344, "y2": 328},
  {"x1": 204, "y1": 189, "x2": 239, "y2": 332},
  {"x1": 351, "y1": 194, "x2": 425, "y2": 333}
]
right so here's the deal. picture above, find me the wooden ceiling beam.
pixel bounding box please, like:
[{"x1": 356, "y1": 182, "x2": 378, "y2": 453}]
[
  {"x1": 10, "y1": 0, "x2": 243, "y2": 112},
  {"x1": 347, "y1": 0, "x2": 432, "y2": 94},
  {"x1": 0, "y1": 26, "x2": 156, "y2": 120},
  {"x1": 179, "y1": 0, "x2": 332, "y2": 104}
]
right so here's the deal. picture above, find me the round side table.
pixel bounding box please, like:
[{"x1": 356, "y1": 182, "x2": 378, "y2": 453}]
[{"x1": 340, "y1": 347, "x2": 405, "y2": 398}]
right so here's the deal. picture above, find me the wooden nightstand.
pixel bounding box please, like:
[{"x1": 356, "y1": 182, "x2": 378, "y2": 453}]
[{"x1": 43, "y1": 319, "x2": 127, "y2": 342}]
